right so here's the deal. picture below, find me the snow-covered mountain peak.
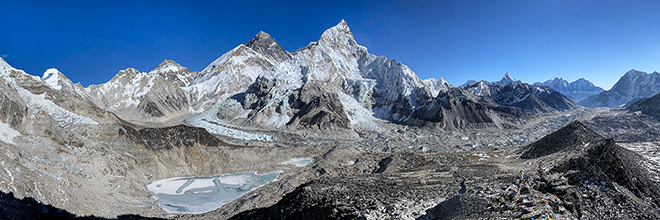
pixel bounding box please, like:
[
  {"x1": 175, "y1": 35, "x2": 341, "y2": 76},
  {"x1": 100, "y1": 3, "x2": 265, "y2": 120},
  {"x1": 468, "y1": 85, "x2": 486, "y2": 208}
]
[
  {"x1": 318, "y1": 20, "x2": 357, "y2": 48},
  {"x1": 150, "y1": 59, "x2": 185, "y2": 75},
  {"x1": 42, "y1": 68, "x2": 63, "y2": 90}
]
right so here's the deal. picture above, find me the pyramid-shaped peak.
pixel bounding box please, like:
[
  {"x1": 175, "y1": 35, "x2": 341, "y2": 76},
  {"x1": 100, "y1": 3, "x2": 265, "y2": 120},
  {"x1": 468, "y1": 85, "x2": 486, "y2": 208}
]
[
  {"x1": 495, "y1": 72, "x2": 518, "y2": 86},
  {"x1": 521, "y1": 120, "x2": 604, "y2": 159},
  {"x1": 255, "y1": 31, "x2": 272, "y2": 39},
  {"x1": 502, "y1": 72, "x2": 514, "y2": 81},
  {"x1": 319, "y1": 19, "x2": 357, "y2": 47},
  {"x1": 246, "y1": 31, "x2": 277, "y2": 47}
]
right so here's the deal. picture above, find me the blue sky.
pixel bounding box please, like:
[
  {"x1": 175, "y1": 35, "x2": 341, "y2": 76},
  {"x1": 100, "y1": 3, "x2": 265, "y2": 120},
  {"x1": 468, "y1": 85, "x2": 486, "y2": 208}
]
[{"x1": 1, "y1": 0, "x2": 659, "y2": 89}]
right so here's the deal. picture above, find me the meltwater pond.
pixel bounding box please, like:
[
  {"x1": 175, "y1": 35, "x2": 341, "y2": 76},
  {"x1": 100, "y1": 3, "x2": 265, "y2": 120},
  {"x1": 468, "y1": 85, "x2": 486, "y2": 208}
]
[{"x1": 145, "y1": 171, "x2": 282, "y2": 214}]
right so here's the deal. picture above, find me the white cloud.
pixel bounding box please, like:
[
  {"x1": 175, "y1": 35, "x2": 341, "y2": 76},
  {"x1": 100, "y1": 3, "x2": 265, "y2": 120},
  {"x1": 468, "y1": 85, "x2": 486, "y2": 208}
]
[{"x1": 1, "y1": 54, "x2": 8, "y2": 58}]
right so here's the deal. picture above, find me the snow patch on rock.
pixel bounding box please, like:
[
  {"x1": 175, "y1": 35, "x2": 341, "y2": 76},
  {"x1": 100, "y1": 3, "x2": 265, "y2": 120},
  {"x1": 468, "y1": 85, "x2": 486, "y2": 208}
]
[{"x1": 0, "y1": 120, "x2": 20, "y2": 144}]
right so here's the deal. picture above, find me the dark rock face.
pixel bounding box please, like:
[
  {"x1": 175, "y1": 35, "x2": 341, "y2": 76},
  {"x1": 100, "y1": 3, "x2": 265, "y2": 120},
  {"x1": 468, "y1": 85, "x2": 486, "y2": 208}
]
[
  {"x1": 627, "y1": 92, "x2": 660, "y2": 117},
  {"x1": 138, "y1": 97, "x2": 165, "y2": 117},
  {"x1": 288, "y1": 82, "x2": 352, "y2": 131},
  {"x1": 119, "y1": 123, "x2": 223, "y2": 150},
  {"x1": 521, "y1": 121, "x2": 603, "y2": 159}
]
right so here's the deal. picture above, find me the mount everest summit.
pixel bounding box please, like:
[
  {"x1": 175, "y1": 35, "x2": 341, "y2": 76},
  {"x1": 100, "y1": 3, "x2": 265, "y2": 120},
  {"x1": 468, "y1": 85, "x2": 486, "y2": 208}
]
[{"x1": 1, "y1": 20, "x2": 659, "y2": 219}]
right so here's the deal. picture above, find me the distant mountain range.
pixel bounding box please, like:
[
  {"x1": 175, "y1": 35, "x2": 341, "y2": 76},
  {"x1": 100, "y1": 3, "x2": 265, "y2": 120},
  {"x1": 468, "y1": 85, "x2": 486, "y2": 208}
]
[{"x1": 534, "y1": 77, "x2": 604, "y2": 102}]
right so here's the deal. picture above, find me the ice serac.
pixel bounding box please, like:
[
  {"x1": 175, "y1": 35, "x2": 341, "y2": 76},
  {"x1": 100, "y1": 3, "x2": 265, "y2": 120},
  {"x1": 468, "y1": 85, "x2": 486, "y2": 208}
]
[
  {"x1": 536, "y1": 77, "x2": 604, "y2": 102},
  {"x1": 579, "y1": 69, "x2": 660, "y2": 107}
]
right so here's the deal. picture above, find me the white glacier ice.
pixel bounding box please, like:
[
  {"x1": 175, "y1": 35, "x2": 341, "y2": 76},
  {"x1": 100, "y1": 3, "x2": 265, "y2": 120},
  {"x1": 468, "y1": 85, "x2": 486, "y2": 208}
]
[
  {"x1": 185, "y1": 102, "x2": 276, "y2": 141},
  {"x1": 281, "y1": 158, "x2": 314, "y2": 167}
]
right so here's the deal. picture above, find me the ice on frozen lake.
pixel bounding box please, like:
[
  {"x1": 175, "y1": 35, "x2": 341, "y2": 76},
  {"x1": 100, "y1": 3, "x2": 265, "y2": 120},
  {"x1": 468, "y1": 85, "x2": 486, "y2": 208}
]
[
  {"x1": 282, "y1": 158, "x2": 314, "y2": 167},
  {"x1": 145, "y1": 171, "x2": 282, "y2": 214}
]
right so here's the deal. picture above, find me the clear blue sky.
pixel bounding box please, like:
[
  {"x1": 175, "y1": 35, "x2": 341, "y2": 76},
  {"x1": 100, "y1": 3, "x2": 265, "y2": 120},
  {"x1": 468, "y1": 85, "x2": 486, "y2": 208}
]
[{"x1": 2, "y1": 0, "x2": 659, "y2": 89}]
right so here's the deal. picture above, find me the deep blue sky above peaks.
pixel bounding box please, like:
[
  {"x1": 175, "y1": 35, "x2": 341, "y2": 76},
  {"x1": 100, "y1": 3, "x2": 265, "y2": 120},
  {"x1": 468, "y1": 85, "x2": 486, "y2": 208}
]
[{"x1": 2, "y1": 0, "x2": 660, "y2": 89}]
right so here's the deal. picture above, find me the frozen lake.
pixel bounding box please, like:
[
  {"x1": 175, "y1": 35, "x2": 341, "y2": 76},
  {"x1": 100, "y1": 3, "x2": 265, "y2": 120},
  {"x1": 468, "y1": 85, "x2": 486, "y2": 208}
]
[{"x1": 145, "y1": 171, "x2": 282, "y2": 214}]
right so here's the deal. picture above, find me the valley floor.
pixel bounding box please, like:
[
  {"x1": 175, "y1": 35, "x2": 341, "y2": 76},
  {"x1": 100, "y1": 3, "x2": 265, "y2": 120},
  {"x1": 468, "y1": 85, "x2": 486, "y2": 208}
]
[{"x1": 1, "y1": 107, "x2": 659, "y2": 219}]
